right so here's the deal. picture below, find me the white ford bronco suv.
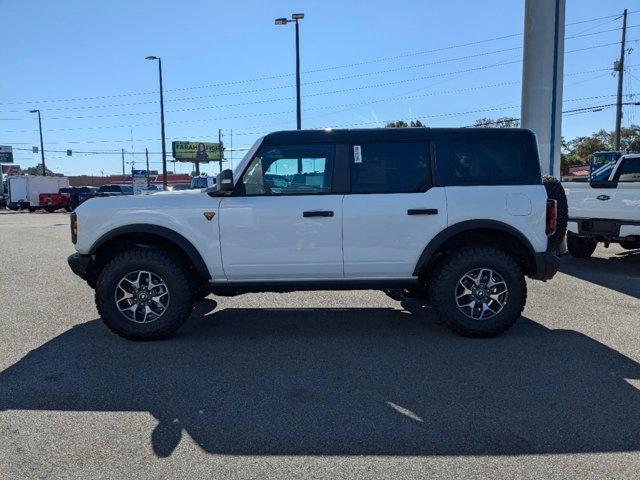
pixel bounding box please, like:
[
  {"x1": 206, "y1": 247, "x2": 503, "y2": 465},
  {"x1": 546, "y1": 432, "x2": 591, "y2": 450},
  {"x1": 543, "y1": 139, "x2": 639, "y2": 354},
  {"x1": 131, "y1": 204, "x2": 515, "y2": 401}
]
[
  {"x1": 68, "y1": 128, "x2": 561, "y2": 340},
  {"x1": 563, "y1": 153, "x2": 640, "y2": 258}
]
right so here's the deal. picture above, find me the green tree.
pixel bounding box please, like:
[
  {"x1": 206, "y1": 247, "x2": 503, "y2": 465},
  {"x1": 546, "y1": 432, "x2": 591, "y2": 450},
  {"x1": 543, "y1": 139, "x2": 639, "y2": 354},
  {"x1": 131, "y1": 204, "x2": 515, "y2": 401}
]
[
  {"x1": 385, "y1": 120, "x2": 425, "y2": 128},
  {"x1": 24, "y1": 165, "x2": 55, "y2": 176},
  {"x1": 473, "y1": 117, "x2": 520, "y2": 128}
]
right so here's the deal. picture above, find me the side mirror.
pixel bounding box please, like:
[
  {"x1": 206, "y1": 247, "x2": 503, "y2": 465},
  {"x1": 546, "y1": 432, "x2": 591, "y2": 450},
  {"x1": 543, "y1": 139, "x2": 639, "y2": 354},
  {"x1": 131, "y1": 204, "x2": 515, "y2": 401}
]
[
  {"x1": 589, "y1": 179, "x2": 617, "y2": 189},
  {"x1": 216, "y1": 169, "x2": 234, "y2": 192}
]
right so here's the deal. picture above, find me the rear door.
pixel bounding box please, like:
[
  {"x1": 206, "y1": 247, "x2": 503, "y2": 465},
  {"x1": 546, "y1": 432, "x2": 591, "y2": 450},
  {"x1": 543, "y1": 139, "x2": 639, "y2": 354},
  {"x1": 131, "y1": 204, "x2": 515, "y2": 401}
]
[{"x1": 342, "y1": 141, "x2": 447, "y2": 279}]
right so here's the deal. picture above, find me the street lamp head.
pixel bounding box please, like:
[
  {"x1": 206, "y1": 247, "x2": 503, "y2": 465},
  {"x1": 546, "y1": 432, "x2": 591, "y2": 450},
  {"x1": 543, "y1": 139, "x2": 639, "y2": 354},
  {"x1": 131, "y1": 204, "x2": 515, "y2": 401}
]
[
  {"x1": 291, "y1": 13, "x2": 304, "y2": 20},
  {"x1": 29, "y1": 109, "x2": 39, "y2": 113},
  {"x1": 145, "y1": 55, "x2": 159, "y2": 60},
  {"x1": 275, "y1": 18, "x2": 288, "y2": 25}
]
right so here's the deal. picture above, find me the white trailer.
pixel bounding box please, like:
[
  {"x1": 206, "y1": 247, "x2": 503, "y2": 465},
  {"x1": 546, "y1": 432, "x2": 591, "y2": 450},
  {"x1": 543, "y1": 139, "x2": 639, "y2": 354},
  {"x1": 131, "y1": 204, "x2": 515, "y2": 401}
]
[{"x1": 7, "y1": 175, "x2": 69, "y2": 210}]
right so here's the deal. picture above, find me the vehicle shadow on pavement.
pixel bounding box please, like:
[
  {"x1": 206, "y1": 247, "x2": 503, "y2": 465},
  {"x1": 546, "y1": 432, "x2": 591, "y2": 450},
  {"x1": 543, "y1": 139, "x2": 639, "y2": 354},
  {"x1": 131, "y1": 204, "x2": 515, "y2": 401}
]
[
  {"x1": 1, "y1": 299, "x2": 640, "y2": 458},
  {"x1": 559, "y1": 249, "x2": 640, "y2": 299}
]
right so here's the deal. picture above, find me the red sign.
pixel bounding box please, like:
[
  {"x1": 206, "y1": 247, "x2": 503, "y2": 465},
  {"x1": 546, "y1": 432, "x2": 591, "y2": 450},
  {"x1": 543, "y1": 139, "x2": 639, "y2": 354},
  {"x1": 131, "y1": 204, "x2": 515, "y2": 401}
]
[{"x1": 1, "y1": 164, "x2": 20, "y2": 175}]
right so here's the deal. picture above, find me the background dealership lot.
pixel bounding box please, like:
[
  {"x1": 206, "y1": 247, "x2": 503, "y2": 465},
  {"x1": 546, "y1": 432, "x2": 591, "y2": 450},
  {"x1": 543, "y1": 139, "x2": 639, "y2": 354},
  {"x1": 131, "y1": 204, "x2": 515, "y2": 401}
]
[{"x1": 1, "y1": 212, "x2": 639, "y2": 479}]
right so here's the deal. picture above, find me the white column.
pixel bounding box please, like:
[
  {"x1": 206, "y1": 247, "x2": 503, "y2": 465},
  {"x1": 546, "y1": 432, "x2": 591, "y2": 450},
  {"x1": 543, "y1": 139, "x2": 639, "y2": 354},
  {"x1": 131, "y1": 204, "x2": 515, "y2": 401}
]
[{"x1": 521, "y1": 0, "x2": 565, "y2": 178}]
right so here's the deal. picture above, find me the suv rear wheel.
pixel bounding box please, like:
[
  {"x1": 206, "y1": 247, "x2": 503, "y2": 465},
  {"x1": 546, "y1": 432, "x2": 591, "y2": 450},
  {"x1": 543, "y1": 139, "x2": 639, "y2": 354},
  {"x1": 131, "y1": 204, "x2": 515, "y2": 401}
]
[
  {"x1": 95, "y1": 248, "x2": 196, "y2": 340},
  {"x1": 429, "y1": 247, "x2": 527, "y2": 338}
]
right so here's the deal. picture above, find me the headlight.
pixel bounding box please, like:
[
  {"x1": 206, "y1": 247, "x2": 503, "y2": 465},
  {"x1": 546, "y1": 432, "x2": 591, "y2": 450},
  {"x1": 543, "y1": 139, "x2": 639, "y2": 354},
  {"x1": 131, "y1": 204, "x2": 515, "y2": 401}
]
[{"x1": 70, "y1": 212, "x2": 77, "y2": 244}]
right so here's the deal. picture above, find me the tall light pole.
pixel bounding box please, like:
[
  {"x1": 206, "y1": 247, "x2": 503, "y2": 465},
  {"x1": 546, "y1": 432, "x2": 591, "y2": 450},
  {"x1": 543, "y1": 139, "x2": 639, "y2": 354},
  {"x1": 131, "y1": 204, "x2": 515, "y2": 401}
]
[
  {"x1": 275, "y1": 13, "x2": 304, "y2": 130},
  {"x1": 29, "y1": 109, "x2": 46, "y2": 175},
  {"x1": 146, "y1": 56, "x2": 168, "y2": 189}
]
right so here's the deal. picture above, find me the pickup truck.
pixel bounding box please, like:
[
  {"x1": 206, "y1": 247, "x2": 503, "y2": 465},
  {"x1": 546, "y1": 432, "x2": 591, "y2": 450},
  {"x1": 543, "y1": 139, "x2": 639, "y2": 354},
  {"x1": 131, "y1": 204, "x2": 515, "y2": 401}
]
[
  {"x1": 563, "y1": 153, "x2": 640, "y2": 258},
  {"x1": 67, "y1": 128, "x2": 561, "y2": 341},
  {"x1": 39, "y1": 191, "x2": 71, "y2": 212}
]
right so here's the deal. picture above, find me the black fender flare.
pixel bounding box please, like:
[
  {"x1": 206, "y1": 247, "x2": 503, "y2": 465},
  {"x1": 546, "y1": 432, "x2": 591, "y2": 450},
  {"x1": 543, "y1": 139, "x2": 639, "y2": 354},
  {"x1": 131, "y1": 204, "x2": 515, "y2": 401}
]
[
  {"x1": 412, "y1": 219, "x2": 536, "y2": 276},
  {"x1": 89, "y1": 224, "x2": 211, "y2": 280}
]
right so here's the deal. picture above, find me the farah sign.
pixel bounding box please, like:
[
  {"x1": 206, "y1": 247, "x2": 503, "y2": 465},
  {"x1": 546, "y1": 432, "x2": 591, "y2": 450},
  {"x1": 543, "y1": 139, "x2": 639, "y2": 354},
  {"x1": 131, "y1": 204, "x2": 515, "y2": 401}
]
[{"x1": 172, "y1": 141, "x2": 223, "y2": 162}]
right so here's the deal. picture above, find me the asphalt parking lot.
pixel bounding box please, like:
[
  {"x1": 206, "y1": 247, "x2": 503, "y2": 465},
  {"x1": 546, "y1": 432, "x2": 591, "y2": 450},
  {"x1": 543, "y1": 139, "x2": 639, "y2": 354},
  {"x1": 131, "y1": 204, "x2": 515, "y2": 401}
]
[{"x1": 1, "y1": 212, "x2": 639, "y2": 479}]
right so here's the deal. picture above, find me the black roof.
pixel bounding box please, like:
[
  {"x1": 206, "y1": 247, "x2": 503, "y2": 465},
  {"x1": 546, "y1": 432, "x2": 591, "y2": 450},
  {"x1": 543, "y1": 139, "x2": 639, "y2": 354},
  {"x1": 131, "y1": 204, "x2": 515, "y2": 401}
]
[{"x1": 262, "y1": 128, "x2": 534, "y2": 144}]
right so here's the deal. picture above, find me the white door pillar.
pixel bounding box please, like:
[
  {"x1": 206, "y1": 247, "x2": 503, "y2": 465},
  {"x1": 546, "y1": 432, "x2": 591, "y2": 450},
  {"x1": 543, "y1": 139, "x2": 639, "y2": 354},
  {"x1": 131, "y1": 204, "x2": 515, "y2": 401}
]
[{"x1": 521, "y1": 0, "x2": 565, "y2": 178}]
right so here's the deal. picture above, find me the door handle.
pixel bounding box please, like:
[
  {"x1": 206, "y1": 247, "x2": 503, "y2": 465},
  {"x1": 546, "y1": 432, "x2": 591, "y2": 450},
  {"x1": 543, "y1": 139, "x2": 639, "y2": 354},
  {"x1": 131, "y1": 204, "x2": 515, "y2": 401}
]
[
  {"x1": 407, "y1": 208, "x2": 438, "y2": 215},
  {"x1": 303, "y1": 210, "x2": 334, "y2": 217}
]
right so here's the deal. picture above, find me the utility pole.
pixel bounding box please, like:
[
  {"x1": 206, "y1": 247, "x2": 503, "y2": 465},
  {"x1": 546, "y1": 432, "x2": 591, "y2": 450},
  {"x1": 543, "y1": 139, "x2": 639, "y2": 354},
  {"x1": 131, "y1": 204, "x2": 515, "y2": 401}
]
[
  {"x1": 218, "y1": 129, "x2": 223, "y2": 173},
  {"x1": 146, "y1": 56, "x2": 168, "y2": 189},
  {"x1": 230, "y1": 129, "x2": 233, "y2": 170},
  {"x1": 614, "y1": 9, "x2": 627, "y2": 151},
  {"x1": 29, "y1": 109, "x2": 46, "y2": 175},
  {"x1": 121, "y1": 149, "x2": 125, "y2": 176},
  {"x1": 145, "y1": 148, "x2": 150, "y2": 187}
]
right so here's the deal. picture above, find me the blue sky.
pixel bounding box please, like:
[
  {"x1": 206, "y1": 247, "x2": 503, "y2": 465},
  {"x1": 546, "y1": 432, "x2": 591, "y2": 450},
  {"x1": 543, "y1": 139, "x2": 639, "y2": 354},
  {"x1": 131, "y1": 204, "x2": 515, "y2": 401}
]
[{"x1": 1, "y1": 0, "x2": 638, "y2": 175}]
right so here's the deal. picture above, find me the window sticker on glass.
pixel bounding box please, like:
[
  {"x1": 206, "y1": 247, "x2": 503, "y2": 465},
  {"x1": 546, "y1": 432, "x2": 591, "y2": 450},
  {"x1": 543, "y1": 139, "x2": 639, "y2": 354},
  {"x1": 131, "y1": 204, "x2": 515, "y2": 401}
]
[{"x1": 353, "y1": 145, "x2": 362, "y2": 163}]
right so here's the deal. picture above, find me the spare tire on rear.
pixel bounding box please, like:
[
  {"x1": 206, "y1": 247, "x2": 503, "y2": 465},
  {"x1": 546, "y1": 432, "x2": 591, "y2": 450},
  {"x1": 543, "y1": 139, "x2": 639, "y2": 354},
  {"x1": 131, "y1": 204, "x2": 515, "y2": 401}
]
[{"x1": 542, "y1": 176, "x2": 568, "y2": 253}]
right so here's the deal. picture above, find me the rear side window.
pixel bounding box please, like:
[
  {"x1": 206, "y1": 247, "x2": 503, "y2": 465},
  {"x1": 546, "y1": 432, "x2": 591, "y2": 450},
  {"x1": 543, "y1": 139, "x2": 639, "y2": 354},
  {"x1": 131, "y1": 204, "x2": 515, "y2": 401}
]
[
  {"x1": 350, "y1": 142, "x2": 431, "y2": 193},
  {"x1": 435, "y1": 134, "x2": 541, "y2": 186}
]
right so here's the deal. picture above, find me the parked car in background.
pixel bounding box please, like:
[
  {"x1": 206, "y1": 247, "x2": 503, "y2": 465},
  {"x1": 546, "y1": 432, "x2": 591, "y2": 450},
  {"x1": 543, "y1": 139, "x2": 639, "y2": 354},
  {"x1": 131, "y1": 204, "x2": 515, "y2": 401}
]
[
  {"x1": 96, "y1": 184, "x2": 134, "y2": 197},
  {"x1": 563, "y1": 153, "x2": 640, "y2": 257},
  {"x1": 190, "y1": 175, "x2": 216, "y2": 189},
  {"x1": 168, "y1": 183, "x2": 191, "y2": 191},
  {"x1": 59, "y1": 186, "x2": 99, "y2": 211},
  {"x1": 39, "y1": 191, "x2": 71, "y2": 212}
]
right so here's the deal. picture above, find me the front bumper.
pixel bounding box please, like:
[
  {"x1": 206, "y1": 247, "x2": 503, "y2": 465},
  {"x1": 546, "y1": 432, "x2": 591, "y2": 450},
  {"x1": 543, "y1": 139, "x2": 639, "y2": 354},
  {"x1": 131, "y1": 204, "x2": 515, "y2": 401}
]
[
  {"x1": 529, "y1": 252, "x2": 559, "y2": 281},
  {"x1": 68, "y1": 253, "x2": 91, "y2": 279}
]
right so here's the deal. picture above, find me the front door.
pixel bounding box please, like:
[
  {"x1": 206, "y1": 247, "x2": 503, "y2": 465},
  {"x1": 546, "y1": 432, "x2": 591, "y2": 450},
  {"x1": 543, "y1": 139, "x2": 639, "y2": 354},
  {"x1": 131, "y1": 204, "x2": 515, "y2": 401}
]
[{"x1": 219, "y1": 144, "x2": 344, "y2": 281}]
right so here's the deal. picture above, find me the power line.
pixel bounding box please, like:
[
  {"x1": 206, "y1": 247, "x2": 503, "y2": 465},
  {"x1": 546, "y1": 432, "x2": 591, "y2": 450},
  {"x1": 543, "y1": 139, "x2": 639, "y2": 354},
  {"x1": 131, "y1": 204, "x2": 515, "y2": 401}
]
[
  {"x1": 4, "y1": 61, "x2": 638, "y2": 135},
  {"x1": 1, "y1": 11, "x2": 637, "y2": 107},
  {"x1": 4, "y1": 96, "x2": 630, "y2": 156},
  {"x1": 2, "y1": 36, "x2": 633, "y2": 119}
]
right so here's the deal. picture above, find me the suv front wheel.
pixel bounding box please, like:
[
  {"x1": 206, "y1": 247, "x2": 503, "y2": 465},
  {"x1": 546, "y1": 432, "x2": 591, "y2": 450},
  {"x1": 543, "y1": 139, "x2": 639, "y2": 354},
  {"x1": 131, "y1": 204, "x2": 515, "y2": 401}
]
[
  {"x1": 95, "y1": 248, "x2": 196, "y2": 340},
  {"x1": 429, "y1": 247, "x2": 527, "y2": 338}
]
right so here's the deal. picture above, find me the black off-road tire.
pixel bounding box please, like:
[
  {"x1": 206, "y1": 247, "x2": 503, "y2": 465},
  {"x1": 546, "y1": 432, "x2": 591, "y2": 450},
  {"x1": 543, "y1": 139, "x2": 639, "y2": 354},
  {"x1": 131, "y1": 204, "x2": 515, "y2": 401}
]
[
  {"x1": 566, "y1": 233, "x2": 597, "y2": 258},
  {"x1": 429, "y1": 247, "x2": 527, "y2": 338},
  {"x1": 543, "y1": 176, "x2": 568, "y2": 253},
  {"x1": 95, "y1": 248, "x2": 196, "y2": 340}
]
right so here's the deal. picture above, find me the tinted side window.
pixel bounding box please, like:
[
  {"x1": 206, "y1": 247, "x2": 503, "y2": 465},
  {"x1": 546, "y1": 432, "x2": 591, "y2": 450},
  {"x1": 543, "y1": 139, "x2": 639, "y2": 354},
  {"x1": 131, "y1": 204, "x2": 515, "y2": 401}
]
[
  {"x1": 435, "y1": 134, "x2": 540, "y2": 186},
  {"x1": 617, "y1": 158, "x2": 640, "y2": 182},
  {"x1": 241, "y1": 144, "x2": 333, "y2": 195},
  {"x1": 350, "y1": 142, "x2": 431, "y2": 194}
]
